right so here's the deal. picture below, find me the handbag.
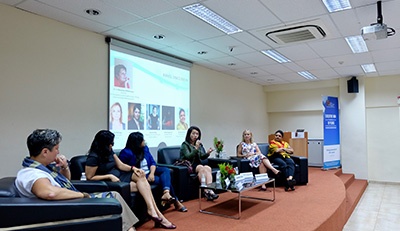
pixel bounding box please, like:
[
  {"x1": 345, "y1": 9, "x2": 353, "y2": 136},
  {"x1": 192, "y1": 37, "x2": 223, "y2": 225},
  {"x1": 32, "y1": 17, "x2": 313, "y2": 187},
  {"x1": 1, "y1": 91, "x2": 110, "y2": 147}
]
[{"x1": 174, "y1": 159, "x2": 193, "y2": 174}]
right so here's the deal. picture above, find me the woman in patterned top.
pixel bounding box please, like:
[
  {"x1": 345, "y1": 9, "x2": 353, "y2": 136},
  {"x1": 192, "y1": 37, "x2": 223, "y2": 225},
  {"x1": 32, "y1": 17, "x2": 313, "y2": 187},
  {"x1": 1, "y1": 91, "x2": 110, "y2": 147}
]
[{"x1": 237, "y1": 129, "x2": 280, "y2": 191}]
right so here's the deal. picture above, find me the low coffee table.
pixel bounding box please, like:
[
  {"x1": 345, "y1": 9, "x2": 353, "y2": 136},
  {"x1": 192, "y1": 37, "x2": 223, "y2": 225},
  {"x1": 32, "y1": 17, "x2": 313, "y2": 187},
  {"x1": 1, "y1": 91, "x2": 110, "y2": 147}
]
[{"x1": 199, "y1": 178, "x2": 275, "y2": 219}]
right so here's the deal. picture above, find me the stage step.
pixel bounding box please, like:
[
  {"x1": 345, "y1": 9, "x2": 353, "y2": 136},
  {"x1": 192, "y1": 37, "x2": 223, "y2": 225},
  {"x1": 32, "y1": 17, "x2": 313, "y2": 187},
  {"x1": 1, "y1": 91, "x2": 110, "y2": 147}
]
[{"x1": 334, "y1": 169, "x2": 368, "y2": 222}]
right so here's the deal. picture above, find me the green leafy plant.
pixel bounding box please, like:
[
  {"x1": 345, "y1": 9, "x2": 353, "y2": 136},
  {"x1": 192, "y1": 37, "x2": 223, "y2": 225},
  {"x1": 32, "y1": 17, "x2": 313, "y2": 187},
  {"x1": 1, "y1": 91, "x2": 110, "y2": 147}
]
[
  {"x1": 213, "y1": 137, "x2": 224, "y2": 153},
  {"x1": 218, "y1": 163, "x2": 236, "y2": 177}
]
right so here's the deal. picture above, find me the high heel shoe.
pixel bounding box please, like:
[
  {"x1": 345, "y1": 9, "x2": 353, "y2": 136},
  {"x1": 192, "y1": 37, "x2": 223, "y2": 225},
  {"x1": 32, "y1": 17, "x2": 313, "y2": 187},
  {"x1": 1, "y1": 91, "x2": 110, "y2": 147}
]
[
  {"x1": 212, "y1": 192, "x2": 219, "y2": 200},
  {"x1": 203, "y1": 191, "x2": 214, "y2": 201},
  {"x1": 161, "y1": 197, "x2": 176, "y2": 207},
  {"x1": 288, "y1": 179, "x2": 296, "y2": 187},
  {"x1": 147, "y1": 214, "x2": 163, "y2": 223},
  {"x1": 174, "y1": 201, "x2": 188, "y2": 212},
  {"x1": 176, "y1": 205, "x2": 188, "y2": 212},
  {"x1": 259, "y1": 186, "x2": 267, "y2": 191},
  {"x1": 154, "y1": 221, "x2": 177, "y2": 229}
]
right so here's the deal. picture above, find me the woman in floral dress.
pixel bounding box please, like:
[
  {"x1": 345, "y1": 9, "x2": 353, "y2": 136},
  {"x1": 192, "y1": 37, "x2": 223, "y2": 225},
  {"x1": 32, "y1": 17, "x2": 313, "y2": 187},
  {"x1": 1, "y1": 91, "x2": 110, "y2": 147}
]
[{"x1": 237, "y1": 129, "x2": 280, "y2": 190}]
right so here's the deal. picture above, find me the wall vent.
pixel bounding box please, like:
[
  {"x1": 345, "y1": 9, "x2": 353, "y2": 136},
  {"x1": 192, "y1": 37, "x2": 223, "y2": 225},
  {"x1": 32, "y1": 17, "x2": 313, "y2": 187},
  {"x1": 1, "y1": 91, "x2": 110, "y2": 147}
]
[{"x1": 266, "y1": 25, "x2": 326, "y2": 44}]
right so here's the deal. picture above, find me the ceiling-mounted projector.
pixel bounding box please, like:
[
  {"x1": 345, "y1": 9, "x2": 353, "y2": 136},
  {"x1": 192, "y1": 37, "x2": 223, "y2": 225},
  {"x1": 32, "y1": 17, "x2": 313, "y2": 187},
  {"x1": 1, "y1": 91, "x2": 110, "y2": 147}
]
[
  {"x1": 361, "y1": 24, "x2": 389, "y2": 40},
  {"x1": 361, "y1": 1, "x2": 395, "y2": 41}
]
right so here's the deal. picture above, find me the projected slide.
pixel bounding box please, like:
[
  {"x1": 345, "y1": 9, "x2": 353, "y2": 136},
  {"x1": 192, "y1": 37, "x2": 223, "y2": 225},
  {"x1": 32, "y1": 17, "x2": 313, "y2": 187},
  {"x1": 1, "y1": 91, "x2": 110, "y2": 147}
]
[{"x1": 109, "y1": 47, "x2": 190, "y2": 150}]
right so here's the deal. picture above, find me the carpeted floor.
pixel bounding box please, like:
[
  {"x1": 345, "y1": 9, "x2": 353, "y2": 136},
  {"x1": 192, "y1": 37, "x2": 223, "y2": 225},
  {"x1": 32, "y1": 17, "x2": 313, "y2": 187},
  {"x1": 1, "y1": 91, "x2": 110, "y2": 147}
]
[{"x1": 136, "y1": 168, "x2": 359, "y2": 231}]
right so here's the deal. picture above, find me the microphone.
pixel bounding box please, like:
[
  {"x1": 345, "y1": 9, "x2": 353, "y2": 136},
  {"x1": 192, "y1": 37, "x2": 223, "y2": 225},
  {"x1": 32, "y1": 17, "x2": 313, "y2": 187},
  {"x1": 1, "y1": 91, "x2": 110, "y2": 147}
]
[{"x1": 196, "y1": 139, "x2": 203, "y2": 147}]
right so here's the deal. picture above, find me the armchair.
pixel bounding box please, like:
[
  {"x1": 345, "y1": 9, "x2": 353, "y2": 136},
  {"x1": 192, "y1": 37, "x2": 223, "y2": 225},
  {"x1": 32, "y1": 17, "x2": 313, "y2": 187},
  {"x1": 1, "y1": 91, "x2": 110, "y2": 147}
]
[
  {"x1": 0, "y1": 177, "x2": 122, "y2": 231},
  {"x1": 231, "y1": 143, "x2": 308, "y2": 186},
  {"x1": 69, "y1": 155, "x2": 163, "y2": 224},
  {"x1": 157, "y1": 146, "x2": 237, "y2": 201}
]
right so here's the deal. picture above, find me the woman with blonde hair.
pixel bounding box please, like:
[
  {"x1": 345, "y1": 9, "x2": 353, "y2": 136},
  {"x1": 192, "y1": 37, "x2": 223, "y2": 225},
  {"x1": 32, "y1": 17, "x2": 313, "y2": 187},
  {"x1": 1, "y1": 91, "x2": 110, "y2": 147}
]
[
  {"x1": 110, "y1": 102, "x2": 125, "y2": 130},
  {"x1": 237, "y1": 129, "x2": 280, "y2": 191}
]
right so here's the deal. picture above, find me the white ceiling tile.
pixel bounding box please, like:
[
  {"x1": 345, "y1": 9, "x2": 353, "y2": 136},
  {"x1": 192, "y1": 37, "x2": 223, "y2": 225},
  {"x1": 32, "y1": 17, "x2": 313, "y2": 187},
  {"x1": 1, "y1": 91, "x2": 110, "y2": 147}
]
[
  {"x1": 296, "y1": 58, "x2": 331, "y2": 70},
  {"x1": 234, "y1": 67, "x2": 270, "y2": 77},
  {"x1": 106, "y1": 29, "x2": 167, "y2": 50},
  {"x1": 36, "y1": 0, "x2": 141, "y2": 27},
  {"x1": 283, "y1": 63, "x2": 305, "y2": 72},
  {"x1": 310, "y1": 68, "x2": 340, "y2": 79},
  {"x1": 329, "y1": 9, "x2": 363, "y2": 37},
  {"x1": 236, "y1": 52, "x2": 276, "y2": 66},
  {"x1": 376, "y1": 60, "x2": 400, "y2": 71},
  {"x1": 277, "y1": 44, "x2": 320, "y2": 61},
  {"x1": 323, "y1": 53, "x2": 374, "y2": 68},
  {"x1": 259, "y1": 64, "x2": 292, "y2": 75},
  {"x1": 231, "y1": 32, "x2": 272, "y2": 51},
  {"x1": 205, "y1": 0, "x2": 282, "y2": 30},
  {"x1": 371, "y1": 48, "x2": 400, "y2": 63},
  {"x1": 309, "y1": 38, "x2": 352, "y2": 57},
  {"x1": 333, "y1": 65, "x2": 364, "y2": 77},
  {"x1": 259, "y1": 0, "x2": 327, "y2": 22},
  {"x1": 206, "y1": 56, "x2": 252, "y2": 69},
  {"x1": 2, "y1": 0, "x2": 400, "y2": 86},
  {"x1": 120, "y1": 21, "x2": 194, "y2": 47},
  {"x1": 172, "y1": 41, "x2": 227, "y2": 60},
  {"x1": 149, "y1": 9, "x2": 224, "y2": 40},
  {"x1": 105, "y1": 0, "x2": 176, "y2": 18},
  {"x1": 199, "y1": 35, "x2": 254, "y2": 55},
  {"x1": 17, "y1": 0, "x2": 113, "y2": 32}
]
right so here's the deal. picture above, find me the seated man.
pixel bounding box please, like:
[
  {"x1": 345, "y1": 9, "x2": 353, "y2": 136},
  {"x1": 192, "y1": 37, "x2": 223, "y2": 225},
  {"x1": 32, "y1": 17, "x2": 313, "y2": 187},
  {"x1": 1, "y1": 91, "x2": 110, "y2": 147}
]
[{"x1": 15, "y1": 129, "x2": 138, "y2": 231}]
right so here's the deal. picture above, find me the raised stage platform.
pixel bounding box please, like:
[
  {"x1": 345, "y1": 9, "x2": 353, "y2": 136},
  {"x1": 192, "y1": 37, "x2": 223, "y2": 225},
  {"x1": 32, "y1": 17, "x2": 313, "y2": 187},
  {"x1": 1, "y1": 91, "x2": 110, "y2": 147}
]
[{"x1": 137, "y1": 167, "x2": 367, "y2": 231}]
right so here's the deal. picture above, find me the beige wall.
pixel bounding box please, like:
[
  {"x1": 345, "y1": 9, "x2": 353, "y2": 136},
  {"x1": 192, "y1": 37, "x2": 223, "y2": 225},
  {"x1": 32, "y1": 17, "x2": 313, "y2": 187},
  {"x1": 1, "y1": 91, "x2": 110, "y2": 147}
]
[
  {"x1": 265, "y1": 80, "x2": 340, "y2": 138},
  {"x1": 339, "y1": 77, "x2": 368, "y2": 180},
  {"x1": 0, "y1": 4, "x2": 108, "y2": 176},
  {"x1": 0, "y1": 4, "x2": 267, "y2": 176},
  {"x1": 365, "y1": 75, "x2": 400, "y2": 182},
  {"x1": 264, "y1": 75, "x2": 400, "y2": 182},
  {"x1": 190, "y1": 65, "x2": 268, "y2": 155}
]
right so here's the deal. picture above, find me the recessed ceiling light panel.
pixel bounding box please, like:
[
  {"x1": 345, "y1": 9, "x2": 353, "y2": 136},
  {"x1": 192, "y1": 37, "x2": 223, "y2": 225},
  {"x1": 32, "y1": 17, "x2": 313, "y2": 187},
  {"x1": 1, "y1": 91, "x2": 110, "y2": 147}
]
[{"x1": 183, "y1": 3, "x2": 242, "y2": 35}]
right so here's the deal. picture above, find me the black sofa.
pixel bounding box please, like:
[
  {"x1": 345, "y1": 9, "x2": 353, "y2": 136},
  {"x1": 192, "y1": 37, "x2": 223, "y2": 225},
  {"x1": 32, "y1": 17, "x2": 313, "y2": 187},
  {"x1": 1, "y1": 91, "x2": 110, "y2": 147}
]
[
  {"x1": 69, "y1": 155, "x2": 164, "y2": 224},
  {"x1": 0, "y1": 176, "x2": 122, "y2": 231},
  {"x1": 157, "y1": 145, "x2": 237, "y2": 201},
  {"x1": 231, "y1": 143, "x2": 308, "y2": 186}
]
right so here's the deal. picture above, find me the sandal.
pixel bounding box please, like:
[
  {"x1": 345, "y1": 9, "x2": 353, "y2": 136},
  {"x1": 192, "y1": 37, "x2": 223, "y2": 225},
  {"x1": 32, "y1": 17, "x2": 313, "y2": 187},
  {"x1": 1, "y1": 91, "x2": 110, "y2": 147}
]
[
  {"x1": 204, "y1": 191, "x2": 216, "y2": 201},
  {"x1": 161, "y1": 197, "x2": 176, "y2": 207},
  {"x1": 175, "y1": 205, "x2": 188, "y2": 212},
  {"x1": 174, "y1": 201, "x2": 188, "y2": 212}
]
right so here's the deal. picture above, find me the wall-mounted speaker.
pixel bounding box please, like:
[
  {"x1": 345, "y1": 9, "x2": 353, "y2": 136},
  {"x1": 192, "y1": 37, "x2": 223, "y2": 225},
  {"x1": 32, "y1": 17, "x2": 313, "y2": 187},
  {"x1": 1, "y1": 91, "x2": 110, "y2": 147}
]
[{"x1": 347, "y1": 76, "x2": 359, "y2": 93}]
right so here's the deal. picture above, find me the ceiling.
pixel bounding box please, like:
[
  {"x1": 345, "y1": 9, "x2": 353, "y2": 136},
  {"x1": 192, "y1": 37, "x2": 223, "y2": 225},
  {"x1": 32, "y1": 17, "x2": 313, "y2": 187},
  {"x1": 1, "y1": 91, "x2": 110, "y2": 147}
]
[{"x1": 2, "y1": 0, "x2": 400, "y2": 86}]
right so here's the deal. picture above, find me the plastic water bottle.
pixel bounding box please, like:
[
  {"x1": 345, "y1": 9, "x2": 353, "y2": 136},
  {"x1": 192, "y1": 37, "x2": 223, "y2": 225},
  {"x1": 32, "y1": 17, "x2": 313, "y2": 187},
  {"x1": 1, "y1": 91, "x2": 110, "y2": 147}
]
[
  {"x1": 80, "y1": 172, "x2": 87, "y2": 181},
  {"x1": 201, "y1": 174, "x2": 206, "y2": 186},
  {"x1": 216, "y1": 171, "x2": 221, "y2": 186}
]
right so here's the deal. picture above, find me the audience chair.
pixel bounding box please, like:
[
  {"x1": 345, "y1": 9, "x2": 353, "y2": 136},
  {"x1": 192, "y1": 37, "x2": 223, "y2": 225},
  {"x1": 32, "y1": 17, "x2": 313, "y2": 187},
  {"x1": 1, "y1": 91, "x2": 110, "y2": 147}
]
[
  {"x1": 69, "y1": 154, "x2": 163, "y2": 224},
  {"x1": 0, "y1": 177, "x2": 122, "y2": 231},
  {"x1": 157, "y1": 145, "x2": 237, "y2": 201}
]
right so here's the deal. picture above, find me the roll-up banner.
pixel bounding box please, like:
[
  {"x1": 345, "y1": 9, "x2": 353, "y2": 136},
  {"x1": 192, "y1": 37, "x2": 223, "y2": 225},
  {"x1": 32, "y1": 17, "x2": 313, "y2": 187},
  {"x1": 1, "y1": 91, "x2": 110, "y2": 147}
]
[{"x1": 322, "y1": 96, "x2": 341, "y2": 170}]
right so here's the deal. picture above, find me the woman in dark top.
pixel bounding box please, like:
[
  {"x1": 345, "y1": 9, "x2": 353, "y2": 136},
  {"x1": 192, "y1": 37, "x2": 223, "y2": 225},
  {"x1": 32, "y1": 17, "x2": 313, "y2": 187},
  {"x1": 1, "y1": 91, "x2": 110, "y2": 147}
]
[
  {"x1": 179, "y1": 126, "x2": 218, "y2": 201},
  {"x1": 85, "y1": 130, "x2": 176, "y2": 229},
  {"x1": 119, "y1": 132, "x2": 187, "y2": 212}
]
